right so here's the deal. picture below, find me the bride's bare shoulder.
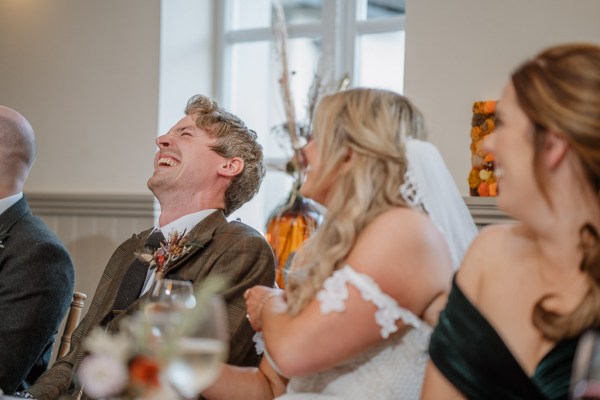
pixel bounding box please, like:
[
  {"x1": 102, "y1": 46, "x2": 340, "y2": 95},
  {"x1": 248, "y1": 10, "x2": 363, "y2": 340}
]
[{"x1": 349, "y1": 207, "x2": 452, "y2": 281}]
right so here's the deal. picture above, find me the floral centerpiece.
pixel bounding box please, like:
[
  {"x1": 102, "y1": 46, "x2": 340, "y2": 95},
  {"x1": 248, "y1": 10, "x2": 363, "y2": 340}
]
[
  {"x1": 77, "y1": 277, "x2": 226, "y2": 400},
  {"x1": 468, "y1": 100, "x2": 498, "y2": 196}
]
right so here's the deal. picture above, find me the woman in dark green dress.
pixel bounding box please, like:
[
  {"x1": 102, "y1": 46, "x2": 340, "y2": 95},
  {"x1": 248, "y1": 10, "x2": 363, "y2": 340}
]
[{"x1": 422, "y1": 43, "x2": 600, "y2": 400}]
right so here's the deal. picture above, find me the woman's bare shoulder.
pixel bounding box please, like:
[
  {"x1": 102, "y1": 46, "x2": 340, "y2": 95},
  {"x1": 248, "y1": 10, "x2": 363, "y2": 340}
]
[
  {"x1": 347, "y1": 207, "x2": 453, "y2": 313},
  {"x1": 457, "y1": 222, "x2": 527, "y2": 302},
  {"x1": 365, "y1": 207, "x2": 445, "y2": 244},
  {"x1": 352, "y1": 207, "x2": 448, "y2": 262}
]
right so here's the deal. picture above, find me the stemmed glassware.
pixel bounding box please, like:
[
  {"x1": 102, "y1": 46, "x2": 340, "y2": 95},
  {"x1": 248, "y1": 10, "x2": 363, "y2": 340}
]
[
  {"x1": 141, "y1": 279, "x2": 196, "y2": 356},
  {"x1": 571, "y1": 329, "x2": 600, "y2": 399},
  {"x1": 146, "y1": 278, "x2": 196, "y2": 313},
  {"x1": 165, "y1": 294, "x2": 229, "y2": 399},
  {"x1": 136, "y1": 278, "x2": 228, "y2": 399}
]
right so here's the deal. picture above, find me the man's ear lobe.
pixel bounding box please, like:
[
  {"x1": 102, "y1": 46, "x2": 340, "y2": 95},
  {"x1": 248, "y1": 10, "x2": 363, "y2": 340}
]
[
  {"x1": 544, "y1": 131, "x2": 569, "y2": 170},
  {"x1": 218, "y1": 157, "x2": 244, "y2": 177}
]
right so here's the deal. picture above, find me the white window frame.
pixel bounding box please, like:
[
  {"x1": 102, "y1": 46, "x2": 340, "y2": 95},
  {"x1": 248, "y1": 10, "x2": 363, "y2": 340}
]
[
  {"x1": 213, "y1": 0, "x2": 405, "y2": 230},
  {"x1": 215, "y1": 0, "x2": 405, "y2": 106}
]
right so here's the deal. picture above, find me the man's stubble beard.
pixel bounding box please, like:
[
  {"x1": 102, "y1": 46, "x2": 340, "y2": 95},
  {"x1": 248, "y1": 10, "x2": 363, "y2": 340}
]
[{"x1": 147, "y1": 174, "x2": 172, "y2": 200}]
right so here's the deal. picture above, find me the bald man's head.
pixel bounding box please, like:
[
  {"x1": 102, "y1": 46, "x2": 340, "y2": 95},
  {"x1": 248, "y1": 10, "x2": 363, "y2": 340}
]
[{"x1": 0, "y1": 106, "x2": 36, "y2": 194}]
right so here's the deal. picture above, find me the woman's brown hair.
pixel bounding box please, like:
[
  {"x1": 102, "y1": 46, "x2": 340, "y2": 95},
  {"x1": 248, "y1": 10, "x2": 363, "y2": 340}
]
[{"x1": 512, "y1": 43, "x2": 600, "y2": 340}]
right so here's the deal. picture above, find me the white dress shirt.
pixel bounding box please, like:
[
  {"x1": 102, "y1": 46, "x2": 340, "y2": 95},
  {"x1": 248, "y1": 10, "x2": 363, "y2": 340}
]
[
  {"x1": 140, "y1": 209, "x2": 216, "y2": 295},
  {"x1": 0, "y1": 192, "x2": 23, "y2": 216}
]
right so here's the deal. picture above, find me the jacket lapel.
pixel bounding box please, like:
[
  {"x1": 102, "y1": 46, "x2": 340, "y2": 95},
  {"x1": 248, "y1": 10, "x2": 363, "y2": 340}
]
[
  {"x1": 0, "y1": 197, "x2": 30, "y2": 241},
  {"x1": 116, "y1": 211, "x2": 229, "y2": 319},
  {"x1": 159, "y1": 210, "x2": 228, "y2": 276}
]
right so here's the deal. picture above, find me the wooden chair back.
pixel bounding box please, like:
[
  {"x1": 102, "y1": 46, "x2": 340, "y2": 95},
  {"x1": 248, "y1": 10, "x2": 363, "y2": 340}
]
[{"x1": 56, "y1": 291, "x2": 87, "y2": 360}]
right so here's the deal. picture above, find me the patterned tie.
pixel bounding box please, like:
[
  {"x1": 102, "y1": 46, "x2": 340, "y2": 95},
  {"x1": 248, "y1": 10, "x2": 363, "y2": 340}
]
[{"x1": 109, "y1": 230, "x2": 165, "y2": 317}]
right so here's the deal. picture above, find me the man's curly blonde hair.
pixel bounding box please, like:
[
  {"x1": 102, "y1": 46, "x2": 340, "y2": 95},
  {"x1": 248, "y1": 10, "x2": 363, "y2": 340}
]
[{"x1": 185, "y1": 95, "x2": 265, "y2": 216}]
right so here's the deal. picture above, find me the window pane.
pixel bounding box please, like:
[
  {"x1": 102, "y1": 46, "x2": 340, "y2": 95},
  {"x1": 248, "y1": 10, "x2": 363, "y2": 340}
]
[
  {"x1": 228, "y1": 39, "x2": 290, "y2": 230},
  {"x1": 231, "y1": 0, "x2": 322, "y2": 30},
  {"x1": 230, "y1": 41, "x2": 279, "y2": 157},
  {"x1": 230, "y1": 38, "x2": 321, "y2": 160},
  {"x1": 282, "y1": 0, "x2": 322, "y2": 24},
  {"x1": 229, "y1": 169, "x2": 294, "y2": 236},
  {"x1": 356, "y1": 30, "x2": 404, "y2": 93},
  {"x1": 228, "y1": 38, "x2": 321, "y2": 229},
  {"x1": 231, "y1": 0, "x2": 272, "y2": 30},
  {"x1": 283, "y1": 37, "x2": 322, "y2": 130},
  {"x1": 357, "y1": 0, "x2": 405, "y2": 20}
]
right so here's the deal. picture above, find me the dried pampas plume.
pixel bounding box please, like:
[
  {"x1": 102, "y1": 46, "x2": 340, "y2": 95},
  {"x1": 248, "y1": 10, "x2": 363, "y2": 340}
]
[
  {"x1": 273, "y1": 1, "x2": 300, "y2": 151},
  {"x1": 272, "y1": 0, "x2": 338, "y2": 176}
]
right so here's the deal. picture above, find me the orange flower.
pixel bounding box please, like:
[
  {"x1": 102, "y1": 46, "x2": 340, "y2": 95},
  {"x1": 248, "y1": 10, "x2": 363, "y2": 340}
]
[
  {"x1": 483, "y1": 153, "x2": 495, "y2": 163},
  {"x1": 129, "y1": 355, "x2": 161, "y2": 388},
  {"x1": 484, "y1": 101, "x2": 497, "y2": 114},
  {"x1": 477, "y1": 182, "x2": 490, "y2": 197},
  {"x1": 472, "y1": 100, "x2": 496, "y2": 114}
]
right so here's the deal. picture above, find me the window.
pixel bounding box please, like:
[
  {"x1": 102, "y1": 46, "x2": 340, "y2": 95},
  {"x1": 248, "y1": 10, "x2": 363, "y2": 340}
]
[{"x1": 216, "y1": 0, "x2": 405, "y2": 231}]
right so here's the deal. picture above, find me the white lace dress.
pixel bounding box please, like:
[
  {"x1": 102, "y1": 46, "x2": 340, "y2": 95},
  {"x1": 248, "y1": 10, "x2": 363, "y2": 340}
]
[{"x1": 258, "y1": 265, "x2": 432, "y2": 400}]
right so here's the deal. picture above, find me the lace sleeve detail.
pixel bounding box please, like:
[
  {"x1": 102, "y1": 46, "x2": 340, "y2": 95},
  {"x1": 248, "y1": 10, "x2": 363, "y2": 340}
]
[
  {"x1": 253, "y1": 332, "x2": 265, "y2": 355},
  {"x1": 400, "y1": 167, "x2": 425, "y2": 209},
  {"x1": 252, "y1": 332, "x2": 287, "y2": 377},
  {"x1": 316, "y1": 265, "x2": 422, "y2": 339}
]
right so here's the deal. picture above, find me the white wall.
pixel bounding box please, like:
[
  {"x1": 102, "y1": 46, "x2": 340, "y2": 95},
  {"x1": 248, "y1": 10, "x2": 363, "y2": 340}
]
[
  {"x1": 158, "y1": 0, "x2": 215, "y2": 136},
  {"x1": 0, "y1": 0, "x2": 216, "y2": 338},
  {"x1": 404, "y1": 0, "x2": 600, "y2": 195},
  {"x1": 155, "y1": 0, "x2": 216, "y2": 223},
  {"x1": 0, "y1": 0, "x2": 161, "y2": 195},
  {"x1": 5, "y1": 0, "x2": 600, "y2": 228}
]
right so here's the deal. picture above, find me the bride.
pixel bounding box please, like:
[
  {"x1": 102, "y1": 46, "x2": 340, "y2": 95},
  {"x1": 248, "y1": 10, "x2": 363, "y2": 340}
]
[{"x1": 203, "y1": 87, "x2": 477, "y2": 400}]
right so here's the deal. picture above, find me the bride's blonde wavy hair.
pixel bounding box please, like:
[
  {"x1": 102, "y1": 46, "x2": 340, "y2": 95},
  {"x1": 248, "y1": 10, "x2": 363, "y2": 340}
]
[{"x1": 285, "y1": 88, "x2": 426, "y2": 315}]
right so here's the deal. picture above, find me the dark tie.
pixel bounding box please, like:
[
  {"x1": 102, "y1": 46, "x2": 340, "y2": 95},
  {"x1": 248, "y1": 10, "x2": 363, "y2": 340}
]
[{"x1": 107, "y1": 230, "x2": 165, "y2": 321}]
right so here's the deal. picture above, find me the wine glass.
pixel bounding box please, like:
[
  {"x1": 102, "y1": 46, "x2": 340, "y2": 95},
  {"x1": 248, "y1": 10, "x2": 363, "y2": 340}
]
[
  {"x1": 571, "y1": 329, "x2": 600, "y2": 399},
  {"x1": 142, "y1": 279, "x2": 196, "y2": 351},
  {"x1": 166, "y1": 295, "x2": 229, "y2": 399},
  {"x1": 145, "y1": 278, "x2": 196, "y2": 313}
]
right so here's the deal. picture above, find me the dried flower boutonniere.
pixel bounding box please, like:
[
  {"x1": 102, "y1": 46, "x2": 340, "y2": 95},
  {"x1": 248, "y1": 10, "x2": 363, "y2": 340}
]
[{"x1": 137, "y1": 230, "x2": 198, "y2": 279}]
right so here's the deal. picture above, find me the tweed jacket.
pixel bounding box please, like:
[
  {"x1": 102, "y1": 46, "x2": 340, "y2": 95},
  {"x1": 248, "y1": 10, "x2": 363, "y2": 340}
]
[
  {"x1": 27, "y1": 210, "x2": 275, "y2": 400},
  {"x1": 0, "y1": 197, "x2": 74, "y2": 394}
]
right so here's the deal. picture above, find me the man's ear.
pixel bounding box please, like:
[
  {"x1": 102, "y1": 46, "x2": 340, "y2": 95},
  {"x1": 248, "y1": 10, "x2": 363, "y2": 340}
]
[
  {"x1": 544, "y1": 131, "x2": 569, "y2": 170},
  {"x1": 218, "y1": 157, "x2": 244, "y2": 177}
]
